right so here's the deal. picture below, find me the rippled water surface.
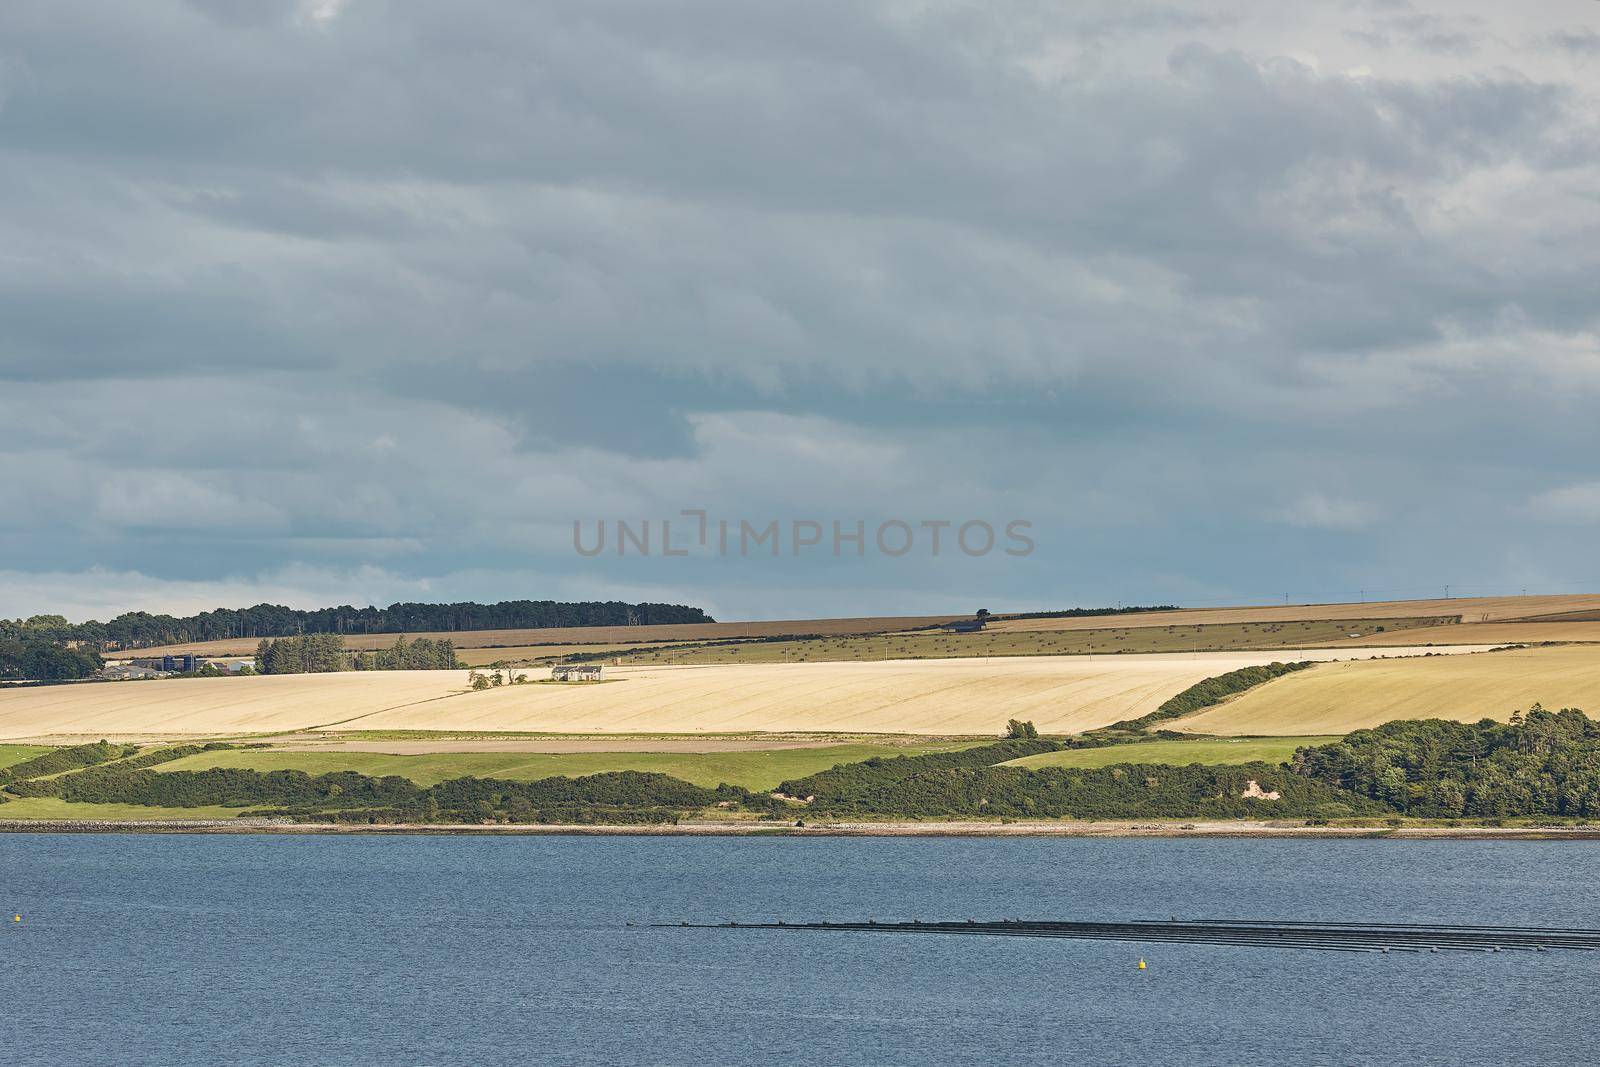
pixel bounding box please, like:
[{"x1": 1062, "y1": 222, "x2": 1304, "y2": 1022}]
[{"x1": 4, "y1": 834, "x2": 1598, "y2": 1065}]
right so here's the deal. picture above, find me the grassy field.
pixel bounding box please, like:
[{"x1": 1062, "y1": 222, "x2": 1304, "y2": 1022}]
[
  {"x1": 607, "y1": 618, "x2": 1443, "y2": 666},
  {"x1": 1170, "y1": 644, "x2": 1600, "y2": 735},
  {"x1": 1002, "y1": 736, "x2": 1338, "y2": 770},
  {"x1": 0, "y1": 797, "x2": 265, "y2": 820},
  {"x1": 0, "y1": 744, "x2": 52, "y2": 770},
  {"x1": 152, "y1": 742, "x2": 978, "y2": 789}
]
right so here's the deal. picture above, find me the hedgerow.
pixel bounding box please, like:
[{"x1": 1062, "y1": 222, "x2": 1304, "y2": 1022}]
[{"x1": 0, "y1": 741, "x2": 137, "y2": 785}]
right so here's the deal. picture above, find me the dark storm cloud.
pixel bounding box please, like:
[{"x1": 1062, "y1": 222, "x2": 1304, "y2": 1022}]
[{"x1": 1, "y1": 0, "x2": 1597, "y2": 617}]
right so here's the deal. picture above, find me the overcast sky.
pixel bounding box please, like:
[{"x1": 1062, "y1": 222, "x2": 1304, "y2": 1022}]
[{"x1": 2, "y1": 0, "x2": 1598, "y2": 622}]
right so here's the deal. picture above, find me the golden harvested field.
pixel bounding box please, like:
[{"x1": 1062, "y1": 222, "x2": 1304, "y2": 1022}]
[
  {"x1": 0, "y1": 645, "x2": 1488, "y2": 740},
  {"x1": 123, "y1": 614, "x2": 968, "y2": 658},
  {"x1": 308, "y1": 645, "x2": 1487, "y2": 737},
  {"x1": 0, "y1": 670, "x2": 474, "y2": 740},
  {"x1": 1168, "y1": 645, "x2": 1600, "y2": 736},
  {"x1": 984, "y1": 594, "x2": 1600, "y2": 633}
]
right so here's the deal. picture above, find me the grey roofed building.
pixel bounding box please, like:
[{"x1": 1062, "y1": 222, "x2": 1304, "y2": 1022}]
[
  {"x1": 97, "y1": 664, "x2": 166, "y2": 681},
  {"x1": 550, "y1": 664, "x2": 603, "y2": 681}
]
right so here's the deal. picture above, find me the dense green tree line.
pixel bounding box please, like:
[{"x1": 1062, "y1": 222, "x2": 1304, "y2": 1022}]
[
  {"x1": 255, "y1": 634, "x2": 459, "y2": 673},
  {"x1": 798, "y1": 760, "x2": 1378, "y2": 819},
  {"x1": 1292, "y1": 706, "x2": 1600, "y2": 817},
  {"x1": 774, "y1": 739, "x2": 1382, "y2": 819},
  {"x1": 10, "y1": 763, "x2": 739, "y2": 824},
  {"x1": 353, "y1": 636, "x2": 459, "y2": 671},
  {"x1": 10, "y1": 766, "x2": 416, "y2": 806},
  {"x1": 3, "y1": 600, "x2": 714, "y2": 651}
]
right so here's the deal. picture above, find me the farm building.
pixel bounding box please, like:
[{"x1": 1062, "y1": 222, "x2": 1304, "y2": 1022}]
[
  {"x1": 96, "y1": 663, "x2": 167, "y2": 681},
  {"x1": 551, "y1": 664, "x2": 603, "y2": 682},
  {"x1": 130, "y1": 652, "x2": 201, "y2": 673}
]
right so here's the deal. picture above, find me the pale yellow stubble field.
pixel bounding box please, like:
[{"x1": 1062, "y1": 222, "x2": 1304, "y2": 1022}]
[
  {"x1": 0, "y1": 644, "x2": 1488, "y2": 740},
  {"x1": 1168, "y1": 644, "x2": 1600, "y2": 736}
]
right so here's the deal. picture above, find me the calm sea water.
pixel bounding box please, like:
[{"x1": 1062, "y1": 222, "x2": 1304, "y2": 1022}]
[{"x1": 3, "y1": 834, "x2": 1598, "y2": 1065}]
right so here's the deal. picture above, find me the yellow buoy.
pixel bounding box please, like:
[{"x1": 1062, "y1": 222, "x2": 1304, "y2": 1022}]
[
  {"x1": 1137, "y1": 958, "x2": 1146, "y2": 969},
  {"x1": 12, "y1": 915, "x2": 19, "y2": 923}
]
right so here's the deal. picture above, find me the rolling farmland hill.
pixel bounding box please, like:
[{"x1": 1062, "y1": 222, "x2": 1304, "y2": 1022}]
[
  {"x1": 1168, "y1": 644, "x2": 1600, "y2": 736},
  {"x1": 0, "y1": 644, "x2": 1486, "y2": 740},
  {"x1": 110, "y1": 594, "x2": 1600, "y2": 664},
  {"x1": 606, "y1": 617, "x2": 1443, "y2": 665},
  {"x1": 983, "y1": 593, "x2": 1600, "y2": 633},
  {"x1": 121, "y1": 614, "x2": 970, "y2": 659}
]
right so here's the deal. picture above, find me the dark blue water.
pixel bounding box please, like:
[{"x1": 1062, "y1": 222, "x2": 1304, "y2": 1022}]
[{"x1": 4, "y1": 835, "x2": 1598, "y2": 1065}]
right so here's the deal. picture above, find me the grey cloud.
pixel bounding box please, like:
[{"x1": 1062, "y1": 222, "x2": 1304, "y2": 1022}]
[
  {"x1": 1527, "y1": 483, "x2": 1600, "y2": 524},
  {"x1": 1541, "y1": 29, "x2": 1600, "y2": 57},
  {"x1": 1, "y1": 1, "x2": 1597, "y2": 617}
]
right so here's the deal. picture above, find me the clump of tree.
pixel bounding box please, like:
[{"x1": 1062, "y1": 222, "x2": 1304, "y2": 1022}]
[
  {"x1": 1292, "y1": 705, "x2": 1600, "y2": 818},
  {"x1": 254, "y1": 634, "x2": 349, "y2": 674},
  {"x1": 0, "y1": 618, "x2": 104, "y2": 681},
  {"x1": 353, "y1": 636, "x2": 459, "y2": 671},
  {"x1": 0, "y1": 615, "x2": 77, "y2": 642},
  {"x1": 1006, "y1": 719, "x2": 1039, "y2": 739},
  {"x1": 255, "y1": 634, "x2": 460, "y2": 674}
]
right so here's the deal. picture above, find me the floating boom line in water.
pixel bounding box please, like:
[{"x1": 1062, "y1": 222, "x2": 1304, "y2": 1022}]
[{"x1": 653, "y1": 918, "x2": 1600, "y2": 955}]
